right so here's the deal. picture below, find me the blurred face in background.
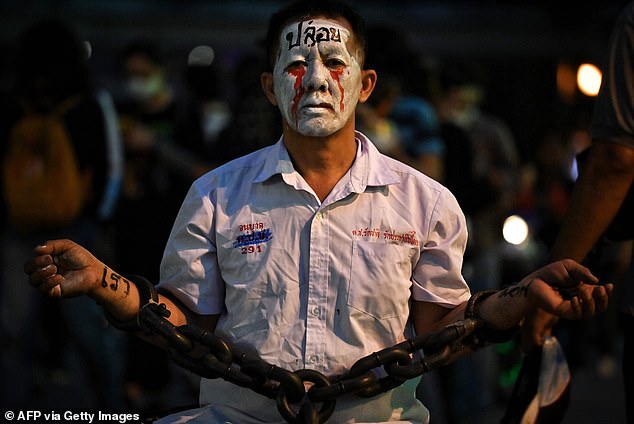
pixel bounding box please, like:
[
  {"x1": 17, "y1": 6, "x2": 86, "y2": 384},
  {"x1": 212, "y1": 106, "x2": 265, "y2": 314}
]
[{"x1": 124, "y1": 53, "x2": 166, "y2": 103}]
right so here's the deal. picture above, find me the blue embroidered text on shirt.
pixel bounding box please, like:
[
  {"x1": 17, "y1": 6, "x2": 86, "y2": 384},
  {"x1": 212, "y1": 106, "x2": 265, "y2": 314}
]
[{"x1": 233, "y1": 228, "x2": 273, "y2": 248}]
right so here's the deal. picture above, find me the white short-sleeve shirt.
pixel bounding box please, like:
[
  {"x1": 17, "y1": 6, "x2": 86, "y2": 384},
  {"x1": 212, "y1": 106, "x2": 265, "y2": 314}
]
[{"x1": 158, "y1": 131, "x2": 470, "y2": 423}]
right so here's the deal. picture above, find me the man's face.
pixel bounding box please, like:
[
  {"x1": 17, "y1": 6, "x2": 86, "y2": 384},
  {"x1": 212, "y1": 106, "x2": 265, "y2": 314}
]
[{"x1": 272, "y1": 18, "x2": 363, "y2": 137}]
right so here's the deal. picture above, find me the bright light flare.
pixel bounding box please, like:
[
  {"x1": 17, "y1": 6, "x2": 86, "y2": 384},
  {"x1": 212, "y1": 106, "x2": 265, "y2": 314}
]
[
  {"x1": 577, "y1": 63, "x2": 602, "y2": 96},
  {"x1": 83, "y1": 40, "x2": 92, "y2": 59},
  {"x1": 503, "y1": 215, "x2": 529, "y2": 245},
  {"x1": 188, "y1": 45, "x2": 215, "y2": 66}
]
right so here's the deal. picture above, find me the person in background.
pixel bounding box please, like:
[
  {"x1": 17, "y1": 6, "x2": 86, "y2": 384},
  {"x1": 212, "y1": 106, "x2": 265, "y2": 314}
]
[
  {"x1": 24, "y1": 1, "x2": 613, "y2": 423},
  {"x1": 114, "y1": 40, "x2": 200, "y2": 412},
  {"x1": 178, "y1": 45, "x2": 232, "y2": 170},
  {"x1": 360, "y1": 25, "x2": 445, "y2": 181},
  {"x1": 0, "y1": 18, "x2": 124, "y2": 410},
  {"x1": 523, "y1": 3, "x2": 634, "y2": 422},
  {"x1": 429, "y1": 61, "x2": 522, "y2": 422},
  {"x1": 115, "y1": 40, "x2": 189, "y2": 280},
  {"x1": 355, "y1": 72, "x2": 402, "y2": 158},
  {"x1": 216, "y1": 50, "x2": 282, "y2": 164}
]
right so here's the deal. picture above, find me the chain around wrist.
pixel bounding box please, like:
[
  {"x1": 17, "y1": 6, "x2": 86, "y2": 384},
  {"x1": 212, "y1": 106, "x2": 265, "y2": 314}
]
[{"x1": 103, "y1": 274, "x2": 159, "y2": 332}]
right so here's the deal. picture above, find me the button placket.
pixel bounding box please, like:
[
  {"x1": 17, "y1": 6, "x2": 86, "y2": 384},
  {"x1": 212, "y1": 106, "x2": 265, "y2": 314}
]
[{"x1": 305, "y1": 208, "x2": 328, "y2": 370}]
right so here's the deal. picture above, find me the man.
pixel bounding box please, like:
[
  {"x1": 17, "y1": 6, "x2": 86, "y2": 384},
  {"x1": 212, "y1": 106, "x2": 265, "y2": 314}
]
[
  {"x1": 25, "y1": 1, "x2": 613, "y2": 423},
  {"x1": 523, "y1": 3, "x2": 634, "y2": 423}
]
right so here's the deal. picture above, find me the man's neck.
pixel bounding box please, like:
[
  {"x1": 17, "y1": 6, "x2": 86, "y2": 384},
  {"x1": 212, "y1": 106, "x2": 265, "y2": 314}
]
[{"x1": 283, "y1": 124, "x2": 358, "y2": 202}]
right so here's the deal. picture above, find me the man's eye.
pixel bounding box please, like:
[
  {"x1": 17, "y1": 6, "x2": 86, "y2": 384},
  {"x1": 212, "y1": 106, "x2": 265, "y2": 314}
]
[
  {"x1": 286, "y1": 60, "x2": 306, "y2": 70},
  {"x1": 325, "y1": 59, "x2": 346, "y2": 69}
]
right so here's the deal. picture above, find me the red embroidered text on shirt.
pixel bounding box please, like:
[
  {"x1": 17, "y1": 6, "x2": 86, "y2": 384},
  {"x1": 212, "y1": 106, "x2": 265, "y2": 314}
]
[{"x1": 351, "y1": 228, "x2": 419, "y2": 246}]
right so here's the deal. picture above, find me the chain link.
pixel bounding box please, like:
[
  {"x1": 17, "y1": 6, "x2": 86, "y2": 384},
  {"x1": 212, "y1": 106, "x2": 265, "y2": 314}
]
[{"x1": 137, "y1": 304, "x2": 486, "y2": 424}]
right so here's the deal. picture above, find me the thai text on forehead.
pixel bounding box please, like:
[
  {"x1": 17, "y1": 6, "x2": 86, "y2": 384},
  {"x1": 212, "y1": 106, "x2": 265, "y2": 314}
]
[{"x1": 285, "y1": 20, "x2": 344, "y2": 51}]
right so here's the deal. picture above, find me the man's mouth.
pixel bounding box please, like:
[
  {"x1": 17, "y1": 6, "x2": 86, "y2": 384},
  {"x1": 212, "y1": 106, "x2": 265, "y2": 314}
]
[{"x1": 301, "y1": 102, "x2": 333, "y2": 110}]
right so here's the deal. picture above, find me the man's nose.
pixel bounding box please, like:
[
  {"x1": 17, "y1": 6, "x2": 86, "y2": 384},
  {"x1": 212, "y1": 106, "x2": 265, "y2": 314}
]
[{"x1": 303, "y1": 61, "x2": 329, "y2": 92}]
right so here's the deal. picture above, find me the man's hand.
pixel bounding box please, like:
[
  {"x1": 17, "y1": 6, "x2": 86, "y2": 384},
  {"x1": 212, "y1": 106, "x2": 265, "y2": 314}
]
[
  {"x1": 521, "y1": 259, "x2": 613, "y2": 320},
  {"x1": 478, "y1": 259, "x2": 613, "y2": 335},
  {"x1": 24, "y1": 239, "x2": 103, "y2": 299},
  {"x1": 520, "y1": 307, "x2": 558, "y2": 352},
  {"x1": 518, "y1": 258, "x2": 606, "y2": 352},
  {"x1": 24, "y1": 239, "x2": 206, "y2": 347}
]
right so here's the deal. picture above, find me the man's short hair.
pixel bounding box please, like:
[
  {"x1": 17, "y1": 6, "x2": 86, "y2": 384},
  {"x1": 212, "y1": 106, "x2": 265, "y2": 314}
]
[{"x1": 265, "y1": 0, "x2": 367, "y2": 70}]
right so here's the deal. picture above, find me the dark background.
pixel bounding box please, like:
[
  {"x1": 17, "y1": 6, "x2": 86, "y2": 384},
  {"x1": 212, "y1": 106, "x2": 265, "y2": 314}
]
[
  {"x1": 0, "y1": 1, "x2": 630, "y2": 423},
  {"x1": 0, "y1": 0, "x2": 630, "y2": 161}
]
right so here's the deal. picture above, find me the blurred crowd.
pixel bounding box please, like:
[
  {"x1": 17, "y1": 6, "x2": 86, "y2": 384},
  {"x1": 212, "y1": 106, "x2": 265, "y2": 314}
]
[{"x1": 0, "y1": 15, "x2": 629, "y2": 424}]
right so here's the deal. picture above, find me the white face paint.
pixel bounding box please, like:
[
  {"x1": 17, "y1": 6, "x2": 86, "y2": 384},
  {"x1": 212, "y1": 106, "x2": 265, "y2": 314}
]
[{"x1": 273, "y1": 19, "x2": 363, "y2": 137}]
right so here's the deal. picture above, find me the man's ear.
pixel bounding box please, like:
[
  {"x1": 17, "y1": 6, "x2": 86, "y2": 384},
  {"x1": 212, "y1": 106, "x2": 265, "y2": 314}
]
[
  {"x1": 261, "y1": 72, "x2": 278, "y2": 106},
  {"x1": 358, "y1": 69, "x2": 377, "y2": 104}
]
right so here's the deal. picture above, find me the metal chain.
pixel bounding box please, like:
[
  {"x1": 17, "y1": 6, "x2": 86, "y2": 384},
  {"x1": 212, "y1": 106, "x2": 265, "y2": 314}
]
[{"x1": 137, "y1": 303, "x2": 486, "y2": 424}]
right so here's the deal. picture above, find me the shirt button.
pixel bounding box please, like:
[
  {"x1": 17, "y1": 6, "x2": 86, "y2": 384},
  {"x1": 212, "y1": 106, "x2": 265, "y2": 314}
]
[
  {"x1": 311, "y1": 306, "x2": 320, "y2": 316},
  {"x1": 314, "y1": 212, "x2": 322, "y2": 221}
]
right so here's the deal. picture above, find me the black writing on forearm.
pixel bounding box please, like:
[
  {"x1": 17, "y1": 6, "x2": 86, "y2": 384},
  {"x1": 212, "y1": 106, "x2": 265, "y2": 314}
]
[
  {"x1": 100, "y1": 267, "x2": 131, "y2": 296},
  {"x1": 498, "y1": 281, "x2": 532, "y2": 299}
]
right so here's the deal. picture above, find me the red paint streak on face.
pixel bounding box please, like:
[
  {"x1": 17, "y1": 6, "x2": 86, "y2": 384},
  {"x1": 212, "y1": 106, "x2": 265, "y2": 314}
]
[
  {"x1": 330, "y1": 68, "x2": 345, "y2": 111},
  {"x1": 288, "y1": 67, "x2": 306, "y2": 128}
]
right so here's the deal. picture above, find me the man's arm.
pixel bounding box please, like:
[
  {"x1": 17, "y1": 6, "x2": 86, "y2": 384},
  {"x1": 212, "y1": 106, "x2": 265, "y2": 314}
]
[
  {"x1": 551, "y1": 142, "x2": 634, "y2": 261},
  {"x1": 412, "y1": 259, "x2": 612, "y2": 342},
  {"x1": 522, "y1": 0, "x2": 634, "y2": 351},
  {"x1": 24, "y1": 239, "x2": 219, "y2": 346},
  {"x1": 521, "y1": 142, "x2": 634, "y2": 349}
]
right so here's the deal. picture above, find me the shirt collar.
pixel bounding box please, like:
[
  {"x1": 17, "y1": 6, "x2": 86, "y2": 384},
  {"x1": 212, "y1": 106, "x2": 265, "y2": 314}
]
[
  {"x1": 252, "y1": 135, "x2": 294, "y2": 184},
  {"x1": 252, "y1": 131, "x2": 402, "y2": 191},
  {"x1": 350, "y1": 131, "x2": 401, "y2": 192}
]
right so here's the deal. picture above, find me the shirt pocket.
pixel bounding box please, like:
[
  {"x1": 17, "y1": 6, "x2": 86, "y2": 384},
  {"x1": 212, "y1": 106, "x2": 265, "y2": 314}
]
[
  {"x1": 347, "y1": 240, "x2": 414, "y2": 320},
  {"x1": 217, "y1": 214, "x2": 274, "y2": 284}
]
